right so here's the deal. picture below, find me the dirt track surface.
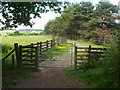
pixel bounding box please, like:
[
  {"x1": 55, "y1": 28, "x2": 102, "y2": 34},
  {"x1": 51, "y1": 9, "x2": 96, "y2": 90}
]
[
  {"x1": 14, "y1": 68, "x2": 86, "y2": 88},
  {"x1": 13, "y1": 52, "x2": 86, "y2": 88}
]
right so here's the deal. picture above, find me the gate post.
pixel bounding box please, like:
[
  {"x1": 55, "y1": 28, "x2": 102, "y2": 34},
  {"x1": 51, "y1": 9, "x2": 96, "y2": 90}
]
[
  {"x1": 31, "y1": 43, "x2": 33, "y2": 60},
  {"x1": 74, "y1": 45, "x2": 77, "y2": 70},
  {"x1": 88, "y1": 45, "x2": 91, "y2": 67},
  {"x1": 46, "y1": 40, "x2": 48, "y2": 50},
  {"x1": 19, "y1": 45, "x2": 22, "y2": 67},
  {"x1": 40, "y1": 42, "x2": 42, "y2": 57},
  {"x1": 14, "y1": 43, "x2": 20, "y2": 67},
  {"x1": 35, "y1": 43, "x2": 39, "y2": 71},
  {"x1": 51, "y1": 40, "x2": 53, "y2": 48}
]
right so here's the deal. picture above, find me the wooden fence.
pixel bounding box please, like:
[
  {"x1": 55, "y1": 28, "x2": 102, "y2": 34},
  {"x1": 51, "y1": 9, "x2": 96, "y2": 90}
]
[
  {"x1": 14, "y1": 39, "x2": 57, "y2": 70},
  {"x1": 2, "y1": 40, "x2": 56, "y2": 69},
  {"x1": 2, "y1": 36, "x2": 67, "y2": 70},
  {"x1": 74, "y1": 45, "x2": 106, "y2": 69}
]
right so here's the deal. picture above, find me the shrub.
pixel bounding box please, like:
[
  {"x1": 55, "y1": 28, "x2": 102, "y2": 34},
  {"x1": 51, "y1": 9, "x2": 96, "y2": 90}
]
[
  {"x1": 2, "y1": 44, "x2": 12, "y2": 54},
  {"x1": 64, "y1": 32, "x2": 119, "y2": 88}
]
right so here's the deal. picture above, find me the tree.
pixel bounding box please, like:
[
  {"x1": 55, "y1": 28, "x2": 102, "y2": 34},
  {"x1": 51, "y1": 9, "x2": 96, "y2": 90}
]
[
  {"x1": 94, "y1": 2, "x2": 119, "y2": 29},
  {"x1": 0, "y1": 1, "x2": 69, "y2": 29},
  {"x1": 44, "y1": 1, "x2": 120, "y2": 41},
  {"x1": 45, "y1": 2, "x2": 95, "y2": 39},
  {"x1": 91, "y1": 2, "x2": 119, "y2": 44}
]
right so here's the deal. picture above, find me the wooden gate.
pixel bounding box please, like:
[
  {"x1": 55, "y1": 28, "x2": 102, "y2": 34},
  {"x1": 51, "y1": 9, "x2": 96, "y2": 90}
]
[
  {"x1": 19, "y1": 45, "x2": 39, "y2": 70},
  {"x1": 2, "y1": 36, "x2": 68, "y2": 70},
  {"x1": 13, "y1": 40, "x2": 56, "y2": 70},
  {"x1": 74, "y1": 45, "x2": 106, "y2": 69}
]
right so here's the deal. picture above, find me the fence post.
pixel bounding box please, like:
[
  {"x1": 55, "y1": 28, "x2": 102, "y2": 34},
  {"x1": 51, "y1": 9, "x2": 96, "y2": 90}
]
[
  {"x1": 31, "y1": 43, "x2": 34, "y2": 60},
  {"x1": 37, "y1": 42, "x2": 40, "y2": 63},
  {"x1": 14, "y1": 43, "x2": 20, "y2": 67},
  {"x1": 74, "y1": 46, "x2": 77, "y2": 70},
  {"x1": 19, "y1": 45, "x2": 22, "y2": 68},
  {"x1": 35, "y1": 45, "x2": 39, "y2": 71},
  {"x1": 46, "y1": 40, "x2": 48, "y2": 50},
  {"x1": 40, "y1": 41, "x2": 42, "y2": 55},
  {"x1": 12, "y1": 54, "x2": 15, "y2": 67},
  {"x1": 51, "y1": 40, "x2": 53, "y2": 48},
  {"x1": 88, "y1": 45, "x2": 91, "y2": 67}
]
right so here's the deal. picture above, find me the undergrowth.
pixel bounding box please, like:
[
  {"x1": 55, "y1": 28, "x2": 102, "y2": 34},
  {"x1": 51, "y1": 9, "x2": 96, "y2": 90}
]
[
  {"x1": 64, "y1": 38, "x2": 119, "y2": 88},
  {"x1": 2, "y1": 62, "x2": 34, "y2": 88},
  {"x1": 2, "y1": 44, "x2": 35, "y2": 88}
]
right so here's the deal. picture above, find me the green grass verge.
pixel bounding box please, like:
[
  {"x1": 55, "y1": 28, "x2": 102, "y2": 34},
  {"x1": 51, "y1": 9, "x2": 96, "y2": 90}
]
[
  {"x1": 68, "y1": 39, "x2": 104, "y2": 47},
  {"x1": 2, "y1": 62, "x2": 35, "y2": 88},
  {"x1": 41, "y1": 43, "x2": 72, "y2": 61},
  {"x1": 2, "y1": 43, "x2": 72, "y2": 88},
  {"x1": 64, "y1": 67, "x2": 118, "y2": 88}
]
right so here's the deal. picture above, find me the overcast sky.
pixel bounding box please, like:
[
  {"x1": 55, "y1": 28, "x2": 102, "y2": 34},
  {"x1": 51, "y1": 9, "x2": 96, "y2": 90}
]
[
  {"x1": 0, "y1": 0, "x2": 120, "y2": 30},
  {"x1": 17, "y1": 11, "x2": 61, "y2": 30}
]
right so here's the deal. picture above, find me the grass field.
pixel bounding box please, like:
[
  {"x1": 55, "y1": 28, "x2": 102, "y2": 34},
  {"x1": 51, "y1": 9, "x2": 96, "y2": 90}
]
[
  {"x1": 1, "y1": 35, "x2": 52, "y2": 46},
  {"x1": 1, "y1": 35, "x2": 103, "y2": 47},
  {"x1": 1, "y1": 35, "x2": 103, "y2": 58},
  {"x1": 1, "y1": 35, "x2": 52, "y2": 59},
  {"x1": 68, "y1": 39, "x2": 104, "y2": 48}
]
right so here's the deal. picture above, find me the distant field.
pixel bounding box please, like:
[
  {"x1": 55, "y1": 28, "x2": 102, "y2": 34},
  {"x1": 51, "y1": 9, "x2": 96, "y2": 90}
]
[
  {"x1": 68, "y1": 39, "x2": 104, "y2": 48},
  {"x1": 1, "y1": 35, "x2": 52, "y2": 46},
  {"x1": 1, "y1": 35, "x2": 104, "y2": 49}
]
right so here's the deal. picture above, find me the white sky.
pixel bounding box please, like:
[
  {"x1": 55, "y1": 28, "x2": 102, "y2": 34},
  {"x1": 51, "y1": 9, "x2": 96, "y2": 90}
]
[
  {"x1": 17, "y1": 11, "x2": 61, "y2": 30},
  {"x1": 0, "y1": 0, "x2": 120, "y2": 30}
]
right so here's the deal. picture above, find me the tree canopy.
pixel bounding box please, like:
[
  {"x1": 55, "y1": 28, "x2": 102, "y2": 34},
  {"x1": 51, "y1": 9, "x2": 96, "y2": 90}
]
[
  {"x1": 44, "y1": 1, "x2": 120, "y2": 42},
  {"x1": 0, "y1": 1, "x2": 69, "y2": 29}
]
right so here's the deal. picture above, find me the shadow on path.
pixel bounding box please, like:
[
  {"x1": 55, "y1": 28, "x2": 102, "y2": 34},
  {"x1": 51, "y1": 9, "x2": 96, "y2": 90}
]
[{"x1": 14, "y1": 50, "x2": 86, "y2": 88}]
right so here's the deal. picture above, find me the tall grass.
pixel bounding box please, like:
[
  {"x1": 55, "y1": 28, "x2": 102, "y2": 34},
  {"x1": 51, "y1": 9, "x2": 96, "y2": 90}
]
[{"x1": 2, "y1": 44, "x2": 12, "y2": 53}]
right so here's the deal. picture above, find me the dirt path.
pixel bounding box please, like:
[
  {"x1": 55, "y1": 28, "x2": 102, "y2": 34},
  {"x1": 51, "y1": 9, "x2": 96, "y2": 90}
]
[
  {"x1": 13, "y1": 53, "x2": 86, "y2": 88},
  {"x1": 14, "y1": 68, "x2": 86, "y2": 88}
]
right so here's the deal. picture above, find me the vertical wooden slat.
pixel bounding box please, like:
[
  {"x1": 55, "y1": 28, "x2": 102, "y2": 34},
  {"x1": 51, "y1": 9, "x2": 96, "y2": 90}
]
[
  {"x1": 46, "y1": 40, "x2": 48, "y2": 50},
  {"x1": 88, "y1": 45, "x2": 91, "y2": 67},
  {"x1": 12, "y1": 54, "x2": 15, "y2": 67},
  {"x1": 37, "y1": 42, "x2": 40, "y2": 59},
  {"x1": 14, "y1": 43, "x2": 20, "y2": 67},
  {"x1": 51, "y1": 40, "x2": 53, "y2": 48},
  {"x1": 31, "y1": 43, "x2": 33, "y2": 60},
  {"x1": 40, "y1": 42, "x2": 42, "y2": 56},
  {"x1": 74, "y1": 46, "x2": 77, "y2": 70},
  {"x1": 35, "y1": 45, "x2": 39, "y2": 71},
  {"x1": 19, "y1": 45, "x2": 22, "y2": 68}
]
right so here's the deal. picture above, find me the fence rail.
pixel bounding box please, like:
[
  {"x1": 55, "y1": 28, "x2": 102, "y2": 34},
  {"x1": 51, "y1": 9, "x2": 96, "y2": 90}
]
[
  {"x1": 2, "y1": 36, "x2": 67, "y2": 70},
  {"x1": 14, "y1": 40, "x2": 57, "y2": 70},
  {"x1": 2, "y1": 49, "x2": 15, "y2": 61},
  {"x1": 74, "y1": 45, "x2": 106, "y2": 69}
]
